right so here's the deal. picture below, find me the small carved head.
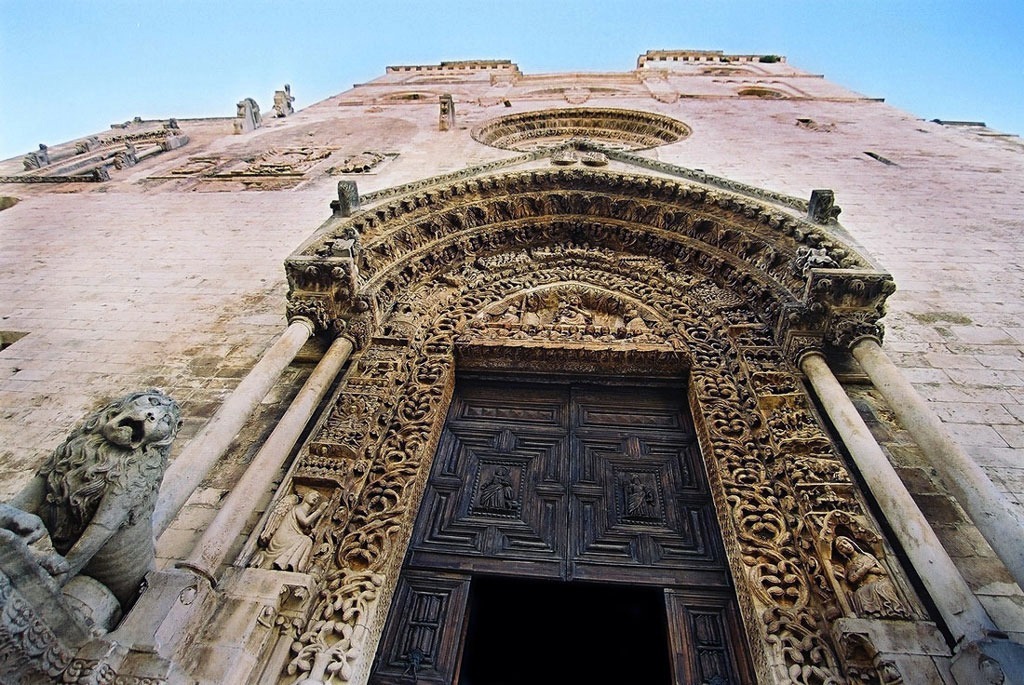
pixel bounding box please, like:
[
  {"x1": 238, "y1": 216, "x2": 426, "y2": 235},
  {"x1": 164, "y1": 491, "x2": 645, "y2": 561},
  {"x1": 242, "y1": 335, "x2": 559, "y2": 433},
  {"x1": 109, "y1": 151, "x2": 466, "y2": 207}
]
[
  {"x1": 834, "y1": 536, "x2": 857, "y2": 557},
  {"x1": 99, "y1": 389, "x2": 182, "y2": 450}
]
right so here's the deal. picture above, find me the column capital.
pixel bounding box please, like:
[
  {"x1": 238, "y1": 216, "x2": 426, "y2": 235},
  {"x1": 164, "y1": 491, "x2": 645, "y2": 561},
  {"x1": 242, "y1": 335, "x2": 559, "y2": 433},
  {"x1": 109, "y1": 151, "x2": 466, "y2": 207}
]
[{"x1": 827, "y1": 312, "x2": 885, "y2": 351}]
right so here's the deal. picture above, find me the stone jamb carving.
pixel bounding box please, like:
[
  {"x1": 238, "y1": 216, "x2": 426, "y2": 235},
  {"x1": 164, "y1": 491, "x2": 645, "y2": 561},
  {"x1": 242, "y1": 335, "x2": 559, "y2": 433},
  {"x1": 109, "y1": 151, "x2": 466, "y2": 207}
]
[{"x1": 264, "y1": 170, "x2": 926, "y2": 684}]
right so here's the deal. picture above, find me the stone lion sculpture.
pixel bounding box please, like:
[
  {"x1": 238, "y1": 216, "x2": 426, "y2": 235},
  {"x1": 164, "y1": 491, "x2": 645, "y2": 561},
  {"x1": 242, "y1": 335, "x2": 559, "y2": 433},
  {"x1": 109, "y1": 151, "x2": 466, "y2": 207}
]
[{"x1": 2, "y1": 389, "x2": 182, "y2": 612}]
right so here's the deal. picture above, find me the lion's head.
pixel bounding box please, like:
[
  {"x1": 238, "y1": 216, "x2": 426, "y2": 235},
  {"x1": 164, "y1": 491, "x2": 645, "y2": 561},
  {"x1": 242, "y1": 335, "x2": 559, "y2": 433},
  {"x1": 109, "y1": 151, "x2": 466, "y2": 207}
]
[{"x1": 38, "y1": 389, "x2": 182, "y2": 554}]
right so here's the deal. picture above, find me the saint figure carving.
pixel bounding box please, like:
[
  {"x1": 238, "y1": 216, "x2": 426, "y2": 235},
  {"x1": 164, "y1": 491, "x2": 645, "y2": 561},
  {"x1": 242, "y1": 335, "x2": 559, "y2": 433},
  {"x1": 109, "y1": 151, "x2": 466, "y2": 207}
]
[
  {"x1": 625, "y1": 474, "x2": 655, "y2": 518},
  {"x1": 833, "y1": 536, "x2": 908, "y2": 619},
  {"x1": 478, "y1": 466, "x2": 516, "y2": 511},
  {"x1": 553, "y1": 295, "x2": 589, "y2": 326},
  {"x1": 257, "y1": 490, "x2": 329, "y2": 573}
]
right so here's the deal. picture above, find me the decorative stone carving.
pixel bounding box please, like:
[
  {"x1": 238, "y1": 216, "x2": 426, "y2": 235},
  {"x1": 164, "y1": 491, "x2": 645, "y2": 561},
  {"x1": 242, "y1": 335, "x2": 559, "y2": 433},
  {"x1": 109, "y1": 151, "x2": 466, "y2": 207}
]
[
  {"x1": 837, "y1": 629, "x2": 904, "y2": 684},
  {"x1": 22, "y1": 144, "x2": 50, "y2": 170},
  {"x1": 793, "y1": 245, "x2": 839, "y2": 277},
  {"x1": 332, "y1": 151, "x2": 386, "y2": 174},
  {"x1": 4, "y1": 389, "x2": 182, "y2": 610},
  {"x1": 332, "y1": 180, "x2": 360, "y2": 217},
  {"x1": 808, "y1": 188, "x2": 841, "y2": 224},
  {"x1": 273, "y1": 169, "x2": 919, "y2": 684},
  {"x1": 237, "y1": 147, "x2": 334, "y2": 176},
  {"x1": 252, "y1": 489, "x2": 330, "y2": 573},
  {"x1": 113, "y1": 142, "x2": 138, "y2": 169},
  {"x1": 471, "y1": 108, "x2": 692, "y2": 151},
  {"x1": 438, "y1": 94, "x2": 454, "y2": 131},
  {"x1": 0, "y1": 390, "x2": 181, "y2": 683},
  {"x1": 273, "y1": 84, "x2": 295, "y2": 117},
  {"x1": 233, "y1": 97, "x2": 262, "y2": 134}
]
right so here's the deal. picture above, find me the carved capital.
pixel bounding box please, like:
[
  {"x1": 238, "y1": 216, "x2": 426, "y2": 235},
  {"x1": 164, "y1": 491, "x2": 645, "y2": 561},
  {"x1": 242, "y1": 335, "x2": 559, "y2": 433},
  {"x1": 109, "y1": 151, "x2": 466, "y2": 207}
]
[{"x1": 826, "y1": 311, "x2": 885, "y2": 350}]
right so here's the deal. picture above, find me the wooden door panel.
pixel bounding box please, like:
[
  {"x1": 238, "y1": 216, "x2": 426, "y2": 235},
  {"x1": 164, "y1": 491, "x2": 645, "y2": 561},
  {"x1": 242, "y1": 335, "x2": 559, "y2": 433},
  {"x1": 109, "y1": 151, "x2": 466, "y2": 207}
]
[
  {"x1": 410, "y1": 380, "x2": 729, "y2": 581},
  {"x1": 371, "y1": 571, "x2": 471, "y2": 685},
  {"x1": 665, "y1": 589, "x2": 756, "y2": 685},
  {"x1": 408, "y1": 384, "x2": 569, "y2": 577},
  {"x1": 568, "y1": 386, "x2": 729, "y2": 584},
  {"x1": 570, "y1": 437, "x2": 729, "y2": 585},
  {"x1": 374, "y1": 379, "x2": 753, "y2": 685}
]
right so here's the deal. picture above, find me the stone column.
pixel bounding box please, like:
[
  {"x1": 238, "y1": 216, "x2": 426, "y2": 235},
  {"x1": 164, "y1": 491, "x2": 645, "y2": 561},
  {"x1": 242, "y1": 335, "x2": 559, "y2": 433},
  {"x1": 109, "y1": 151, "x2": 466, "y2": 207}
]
[
  {"x1": 153, "y1": 318, "x2": 315, "y2": 537},
  {"x1": 800, "y1": 351, "x2": 995, "y2": 643},
  {"x1": 850, "y1": 337, "x2": 1024, "y2": 591},
  {"x1": 180, "y1": 335, "x2": 354, "y2": 582}
]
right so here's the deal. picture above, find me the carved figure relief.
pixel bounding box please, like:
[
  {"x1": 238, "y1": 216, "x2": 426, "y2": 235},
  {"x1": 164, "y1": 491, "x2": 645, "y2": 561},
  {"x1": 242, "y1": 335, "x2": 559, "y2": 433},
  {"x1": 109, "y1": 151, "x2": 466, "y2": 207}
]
[
  {"x1": 622, "y1": 473, "x2": 658, "y2": 521},
  {"x1": 473, "y1": 464, "x2": 518, "y2": 515},
  {"x1": 234, "y1": 97, "x2": 262, "y2": 134},
  {"x1": 332, "y1": 151, "x2": 387, "y2": 174},
  {"x1": 832, "y1": 536, "x2": 908, "y2": 620},
  {"x1": 254, "y1": 489, "x2": 330, "y2": 573},
  {"x1": 152, "y1": 147, "x2": 336, "y2": 191},
  {"x1": 273, "y1": 84, "x2": 295, "y2": 117},
  {"x1": 0, "y1": 390, "x2": 181, "y2": 684},
  {"x1": 274, "y1": 169, "x2": 913, "y2": 684}
]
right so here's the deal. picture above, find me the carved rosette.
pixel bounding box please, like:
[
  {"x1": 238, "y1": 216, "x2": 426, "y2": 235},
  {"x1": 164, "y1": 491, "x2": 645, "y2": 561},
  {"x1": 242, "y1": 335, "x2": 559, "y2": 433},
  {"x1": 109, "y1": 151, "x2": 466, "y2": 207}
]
[{"x1": 269, "y1": 168, "x2": 914, "y2": 684}]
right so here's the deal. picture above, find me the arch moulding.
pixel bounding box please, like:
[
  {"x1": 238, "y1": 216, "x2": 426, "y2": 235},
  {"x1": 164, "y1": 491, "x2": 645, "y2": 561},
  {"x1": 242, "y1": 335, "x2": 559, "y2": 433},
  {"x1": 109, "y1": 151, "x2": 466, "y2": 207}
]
[{"x1": 253, "y1": 168, "x2": 946, "y2": 685}]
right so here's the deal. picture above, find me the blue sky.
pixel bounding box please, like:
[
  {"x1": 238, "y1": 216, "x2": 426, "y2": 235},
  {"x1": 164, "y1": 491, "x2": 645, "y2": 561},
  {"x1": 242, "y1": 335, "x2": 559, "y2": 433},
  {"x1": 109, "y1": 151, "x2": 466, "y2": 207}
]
[{"x1": 1, "y1": 1, "x2": 1022, "y2": 161}]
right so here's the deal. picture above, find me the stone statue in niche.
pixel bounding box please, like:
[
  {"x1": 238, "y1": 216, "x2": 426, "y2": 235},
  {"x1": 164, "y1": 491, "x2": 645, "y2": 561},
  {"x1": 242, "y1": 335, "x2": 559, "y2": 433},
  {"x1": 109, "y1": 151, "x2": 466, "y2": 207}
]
[
  {"x1": 254, "y1": 489, "x2": 330, "y2": 573},
  {"x1": 832, "y1": 535, "x2": 908, "y2": 619},
  {"x1": 2, "y1": 389, "x2": 182, "y2": 612}
]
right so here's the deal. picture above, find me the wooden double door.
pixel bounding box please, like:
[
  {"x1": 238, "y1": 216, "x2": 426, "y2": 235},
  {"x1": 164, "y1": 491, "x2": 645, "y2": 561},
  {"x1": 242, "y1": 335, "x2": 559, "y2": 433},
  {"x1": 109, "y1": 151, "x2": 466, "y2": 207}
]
[{"x1": 370, "y1": 378, "x2": 753, "y2": 684}]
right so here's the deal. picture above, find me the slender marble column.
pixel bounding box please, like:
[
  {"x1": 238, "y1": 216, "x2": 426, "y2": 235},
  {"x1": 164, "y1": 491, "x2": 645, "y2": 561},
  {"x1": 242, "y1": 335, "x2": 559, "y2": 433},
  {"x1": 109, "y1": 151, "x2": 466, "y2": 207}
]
[
  {"x1": 180, "y1": 335, "x2": 354, "y2": 582},
  {"x1": 851, "y1": 337, "x2": 1024, "y2": 592},
  {"x1": 153, "y1": 318, "x2": 315, "y2": 537},
  {"x1": 800, "y1": 351, "x2": 995, "y2": 642}
]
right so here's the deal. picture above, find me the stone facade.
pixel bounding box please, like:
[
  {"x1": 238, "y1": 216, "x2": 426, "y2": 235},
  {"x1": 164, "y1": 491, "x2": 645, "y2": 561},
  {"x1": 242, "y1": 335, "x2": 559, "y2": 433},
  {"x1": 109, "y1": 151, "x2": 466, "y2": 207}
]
[{"x1": 1, "y1": 50, "x2": 1022, "y2": 684}]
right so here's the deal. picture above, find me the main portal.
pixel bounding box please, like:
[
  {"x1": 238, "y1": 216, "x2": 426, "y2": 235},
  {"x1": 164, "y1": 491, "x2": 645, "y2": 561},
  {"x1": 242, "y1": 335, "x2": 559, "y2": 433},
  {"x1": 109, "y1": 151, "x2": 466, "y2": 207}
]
[{"x1": 369, "y1": 377, "x2": 753, "y2": 684}]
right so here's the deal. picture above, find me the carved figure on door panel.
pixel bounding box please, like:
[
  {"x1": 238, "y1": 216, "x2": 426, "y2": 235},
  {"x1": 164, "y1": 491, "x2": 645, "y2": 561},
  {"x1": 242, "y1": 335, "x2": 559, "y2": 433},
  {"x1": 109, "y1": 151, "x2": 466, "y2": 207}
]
[
  {"x1": 625, "y1": 474, "x2": 656, "y2": 519},
  {"x1": 477, "y1": 466, "x2": 516, "y2": 512}
]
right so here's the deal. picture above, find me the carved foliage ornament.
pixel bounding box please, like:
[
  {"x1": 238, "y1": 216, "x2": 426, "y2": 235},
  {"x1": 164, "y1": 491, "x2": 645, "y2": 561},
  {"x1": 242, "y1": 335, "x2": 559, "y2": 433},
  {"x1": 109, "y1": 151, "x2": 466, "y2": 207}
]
[
  {"x1": 272, "y1": 235, "x2": 919, "y2": 684},
  {"x1": 285, "y1": 169, "x2": 893, "y2": 363},
  {"x1": 471, "y1": 107, "x2": 692, "y2": 151}
]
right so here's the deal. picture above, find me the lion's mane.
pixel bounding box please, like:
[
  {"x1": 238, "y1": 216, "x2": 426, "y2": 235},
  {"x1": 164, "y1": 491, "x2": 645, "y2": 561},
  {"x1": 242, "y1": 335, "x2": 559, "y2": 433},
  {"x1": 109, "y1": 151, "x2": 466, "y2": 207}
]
[{"x1": 36, "y1": 390, "x2": 180, "y2": 555}]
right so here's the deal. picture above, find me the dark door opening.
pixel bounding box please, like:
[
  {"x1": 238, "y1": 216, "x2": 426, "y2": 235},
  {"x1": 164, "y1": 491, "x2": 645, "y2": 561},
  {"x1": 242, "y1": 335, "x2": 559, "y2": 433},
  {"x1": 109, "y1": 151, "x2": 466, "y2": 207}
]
[{"x1": 458, "y1": 575, "x2": 672, "y2": 685}]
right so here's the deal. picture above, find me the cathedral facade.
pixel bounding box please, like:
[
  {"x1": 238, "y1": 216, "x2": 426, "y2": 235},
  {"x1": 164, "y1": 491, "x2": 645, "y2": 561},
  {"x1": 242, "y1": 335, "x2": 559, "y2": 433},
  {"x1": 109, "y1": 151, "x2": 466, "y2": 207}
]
[{"x1": 1, "y1": 50, "x2": 1022, "y2": 684}]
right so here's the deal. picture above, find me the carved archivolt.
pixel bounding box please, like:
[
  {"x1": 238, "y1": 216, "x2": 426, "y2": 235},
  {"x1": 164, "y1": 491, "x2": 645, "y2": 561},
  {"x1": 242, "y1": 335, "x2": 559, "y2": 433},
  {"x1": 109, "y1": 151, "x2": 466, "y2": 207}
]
[
  {"x1": 470, "y1": 107, "x2": 692, "y2": 150},
  {"x1": 269, "y1": 168, "x2": 922, "y2": 684}
]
